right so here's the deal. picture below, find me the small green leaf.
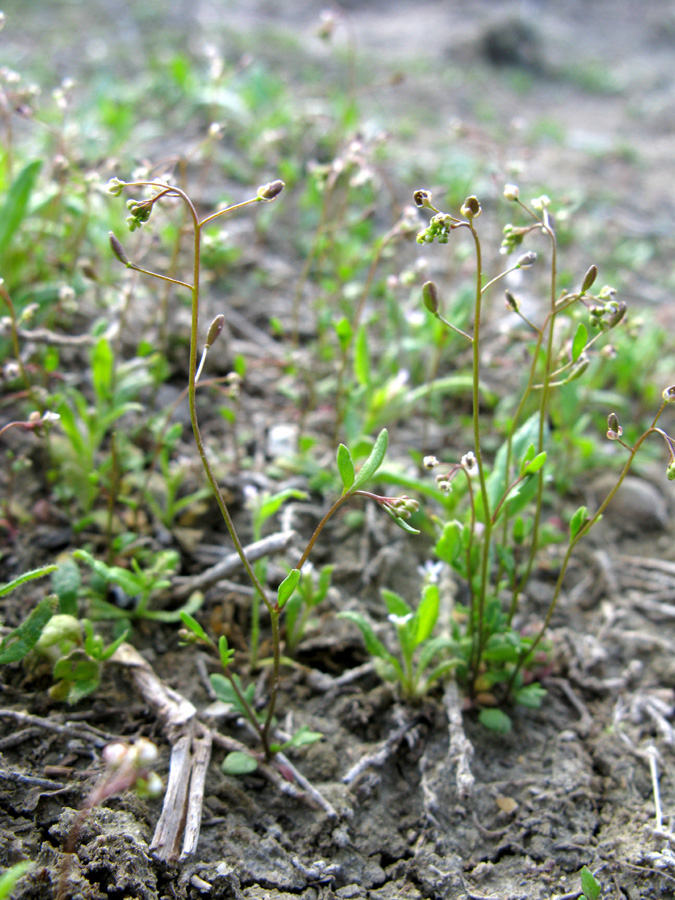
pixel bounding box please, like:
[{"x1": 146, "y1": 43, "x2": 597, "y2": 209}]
[
  {"x1": 353, "y1": 325, "x2": 370, "y2": 387},
  {"x1": 334, "y1": 317, "x2": 353, "y2": 352},
  {"x1": 381, "y1": 589, "x2": 411, "y2": 618},
  {"x1": 382, "y1": 506, "x2": 421, "y2": 534},
  {"x1": 352, "y1": 428, "x2": 388, "y2": 491},
  {"x1": 415, "y1": 583, "x2": 439, "y2": 645},
  {"x1": 280, "y1": 724, "x2": 323, "y2": 750},
  {"x1": 514, "y1": 683, "x2": 547, "y2": 709},
  {"x1": 0, "y1": 564, "x2": 58, "y2": 598},
  {"x1": 570, "y1": 505, "x2": 589, "y2": 540},
  {"x1": 0, "y1": 861, "x2": 32, "y2": 899},
  {"x1": 572, "y1": 322, "x2": 588, "y2": 362},
  {"x1": 222, "y1": 751, "x2": 258, "y2": 775},
  {"x1": 580, "y1": 865, "x2": 601, "y2": 900},
  {"x1": 218, "y1": 635, "x2": 235, "y2": 670},
  {"x1": 179, "y1": 611, "x2": 213, "y2": 647},
  {"x1": 0, "y1": 596, "x2": 57, "y2": 664},
  {"x1": 0, "y1": 159, "x2": 42, "y2": 261},
  {"x1": 478, "y1": 708, "x2": 512, "y2": 733},
  {"x1": 336, "y1": 444, "x2": 355, "y2": 492},
  {"x1": 338, "y1": 611, "x2": 392, "y2": 662},
  {"x1": 91, "y1": 338, "x2": 115, "y2": 403},
  {"x1": 51, "y1": 558, "x2": 81, "y2": 617},
  {"x1": 521, "y1": 451, "x2": 546, "y2": 477},
  {"x1": 277, "y1": 569, "x2": 301, "y2": 609},
  {"x1": 435, "y1": 520, "x2": 462, "y2": 565}
]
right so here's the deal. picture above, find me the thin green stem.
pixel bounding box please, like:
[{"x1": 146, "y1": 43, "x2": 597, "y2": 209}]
[
  {"x1": 507, "y1": 404, "x2": 669, "y2": 692},
  {"x1": 467, "y1": 222, "x2": 492, "y2": 679}
]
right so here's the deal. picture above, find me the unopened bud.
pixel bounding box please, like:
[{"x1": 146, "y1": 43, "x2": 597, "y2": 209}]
[
  {"x1": 423, "y1": 455, "x2": 439, "y2": 469},
  {"x1": 257, "y1": 180, "x2": 284, "y2": 201},
  {"x1": 422, "y1": 281, "x2": 440, "y2": 314},
  {"x1": 505, "y1": 290, "x2": 519, "y2": 311},
  {"x1": 103, "y1": 742, "x2": 129, "y2": 769},
  {"x1": 581, "y1": 264, "x2": 598, "y2": 293},
  {"x1": 503, "y1": 184, "x2": 519, "y2": 201},
  {"x1": 106, "y1": 177, "x2": 125, "y2": 196},
  {"x1": 606, "y1": 412, "x2": 623, "y2": 440},
  {"x1": 206, "y1": 314, "x2": 226, "y2": 348},
  {"x1": 662, "y1": 385, "x2": 675, "y2": 404},
  {"x1": 516, "y1": 251, "x2": 537, "y2": 269},
  {"x1": 109, "y1": 232, "x2": 130, "y2": 266},
  {"x1": 668, "y1": 461, "x2": 675, "y2": 482},
  {"x1": 460, "y1": 196, "x2": 481, "y2": 219},
  {"x1": 413, "y1": 189, "x2": 433, "y2": 208}
]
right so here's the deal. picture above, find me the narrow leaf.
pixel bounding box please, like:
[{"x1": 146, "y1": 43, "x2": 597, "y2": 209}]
[
  {"x1": 0, "y1": 564, "x2": 58, "y2": 598},
  {"x1": 352, "y1": 428, "x2": 388, "y2": 491},
  {"x1": 277, "y1": 568, "x2": 301, "y2": 609},
  {"x1": 381, "y1": 589, "x2": 411, "y2": 618},
  {"x1": 179, "y1": 611, "x2": 213, "y2": 646},
  {"x1": 0, "y1": 596, "x2": 57, "y2": 664},
  {"x1": 569, "y1": 505, "x2": 589, "y2": 540},
  {"x1": 353, "y1": 325, "x2": 370, "y2": 387},
  {"x1": 338, "y1": 611, "x2": 393, "y2": 663},
  {"x1": 415, "y1": 583, "x2": 439, "y2": 645},
  {"x1": 0, "y1": 159, "x2": 42, "y2": 260},
  {"x1": 336, "y1": 444, "x2": 355, "y2": 492},
  {"x1": 521, "y1": 451, "x2": 547, "y2": 477},
  {"x1": 572, "y1": 322, "x2": 588, "y2": 362}
]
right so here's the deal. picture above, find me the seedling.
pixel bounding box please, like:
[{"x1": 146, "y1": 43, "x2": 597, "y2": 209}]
[{"x1": 339, "y1": 581, "x2": 458, "y2": 699}]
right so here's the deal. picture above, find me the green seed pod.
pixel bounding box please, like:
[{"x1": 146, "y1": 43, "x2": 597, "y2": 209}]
[
  {"x1": 422, "y1": 281, "x2": 440, "y2": 314},
  {"x1": 662, "y1": 385, "x2": 675, "y2": 404},
  {"x1": 581, "y1": 264, "x2": 598, "y2": 293},
  {"x1": 206, "y1": 314, "x2": 226, "y2": 348},
  {"x1": 109, "y1": 231, "x2": 130, "y2": 266}
]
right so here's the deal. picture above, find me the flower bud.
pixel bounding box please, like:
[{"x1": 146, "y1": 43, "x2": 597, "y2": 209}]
[
  {"x1": 531, "y1": 195, "x2": 551, "y2": 211},
  {"x1": 413, "y1": 189, "x2": 432, "y2": 208},
  {"x1": 109, "y1": 232, "x2": 130, "y2": 266},
  {"x1": 516, "y1": 251, "x2": 537, "y2": 269},
  {"x1": 503, "y1": 184, "x2": 519, "y2": 201},
  {"x1": 103, "y1": 742, "x2": 129, "y2": 769},
  {"x1": 606, "y1": 412, "x2": 623, "y2": 440},
  {"x1": 135, "y1": 738, "x2": 159, "y2": 767},
  {"x1": 106, "y1": 177, "x2": 125, "y2": 196},
  {"x1": 504, "y1": 290, "x2": 519, "y2": 312},
  {"x1": 423, "y1": 455, "x2": 439, "y2": 469},
  {"x1": 460, "y1": 196, "x2": 481, "y2": 219},
  {"x1": 581, "y1": 264, "x2": 598, "y2": 293},
  {"x1": 206, "y1": 314, "x2": 226, "y2": 348},
  {"x1": 257, "y1": 180, "x2": 284, "y2": 201},
  {"x1": 662, "y1": 385, "x2": 675, "y2": 404},
  {"x1": 668, "y1": 461, "x2": 675, "y2": 482},
  {"x1": 422, "y1": 281, "x2": 440, "y2": 314}
]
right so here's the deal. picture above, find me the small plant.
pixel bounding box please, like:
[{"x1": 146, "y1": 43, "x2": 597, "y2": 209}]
[
  {"x1": 410, "y1": 187, "x2": 675, "y2": 724},
  {"x1": 108, "y1": 177, "x2": 421, "y2": 763},
  {"x1": 284, "y1": 562, "x2": 334, "y2": 657},
  {"x1": 339, "y1": 579, "x2": 458, "y2": 699},
  {"x1": 579, "y1": 864, "x2": 601, "y2": 900},
  {"x1": 72, "y1": 547, "x2": 198, "y2": 624},
  {"x1": 338, "y1": 187, "x2": 673, "y2": 726}
]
